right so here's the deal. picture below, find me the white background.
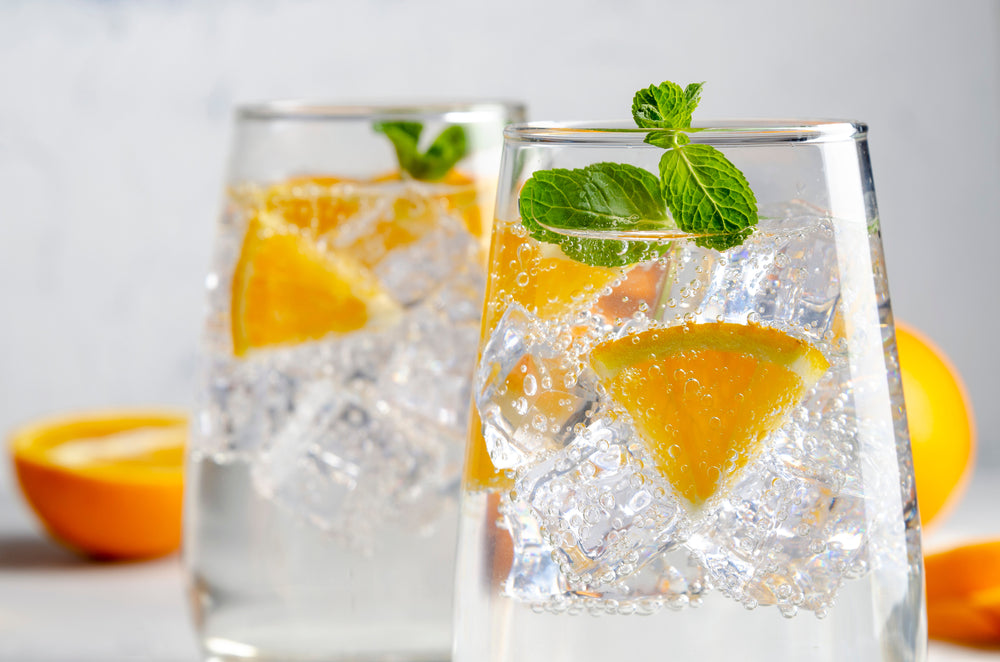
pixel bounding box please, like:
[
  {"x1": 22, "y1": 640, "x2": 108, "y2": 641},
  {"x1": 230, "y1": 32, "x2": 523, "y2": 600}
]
[
  {"x1": 0, "y1": 3, "x2": 997, "y2": 659},
  {"x1": 0, "y1": 0, "x2": 996, "y2": 460}
]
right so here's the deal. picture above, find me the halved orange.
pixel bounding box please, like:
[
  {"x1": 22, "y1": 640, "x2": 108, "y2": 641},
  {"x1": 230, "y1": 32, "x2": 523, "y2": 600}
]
[
  {"x1": 9, "y1": 409, "x2": 186, "y2": 560},
  {"x1": 230, "y1": 220, "x2": 399, "y2": 356},
  {"x1": 591, "y1": 323, "x2": 829, "y2": 508},
  {"x1": 925, "y1": 541, "x2": 1000, "y2": 644}
]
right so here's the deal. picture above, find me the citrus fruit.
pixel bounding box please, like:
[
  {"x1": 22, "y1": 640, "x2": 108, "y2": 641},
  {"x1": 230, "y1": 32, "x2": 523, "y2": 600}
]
[
  {"x1": 463, "y1": 406, "x2": 511, "y2": 493},
  {"x1": 591, "y1": 322, "x2": 830, "y2": 508},
  {"x1": 925, "y1": 541, "x2": 1000, "y2": 644},
  {"x1": 9, "y1": 409, "x2": 187, "y2": 560},
  {"x1": 485, "y1": 225, "x2": 621, "y2": 329},
  {"x1": 465, "y1": 228, "x2": 623, "y2": 492},
  {"x1": 230, "y1": 220, "x2": 399, "y2": 356},
  {"x1": 246, "y1": 171, "x2": 486, "y2": 283},
  {"x1": 342, "y1": 191, "x2": 449, "y2": 268},
  {"x1": 895, "y1": 322, "x2": 976, "y2": 528},
  {"x1": 255, "y1": 175, "x2": 363, "y2": 237},
  {"x1": 372, "y1": 169, "x2": 490, "y2": 243}
]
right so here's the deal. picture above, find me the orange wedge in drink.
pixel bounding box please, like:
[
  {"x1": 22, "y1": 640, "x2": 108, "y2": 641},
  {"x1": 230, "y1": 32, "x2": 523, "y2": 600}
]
[
  {"x1": 591, "y1": 322, "x2": 829, "y2": 508},
  {"x1": 256, "y1": 175, "x2": 363, "y2": 237},
  {"x1": 372, "y1": 169, "x2": 491, "y2": 244},
  {"x1": 9, "y1": 409, "x2": 186, "y2": 560},
  {"x1": 463, "y1": 406, "x2": 511, "y2": 493},
  {"x1": 466, "y1": 229, "x2": 622, "y2": 492},
  {"x1": 230, "y1": 220, "x2": 399, "y2": 356},
  {"x1": 485, "y1": 225, "x2": 621, "y2": 328}
]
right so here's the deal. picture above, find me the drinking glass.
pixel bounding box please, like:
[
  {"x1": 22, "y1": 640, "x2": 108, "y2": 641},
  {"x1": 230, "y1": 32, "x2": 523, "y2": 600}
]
[
  {"x1": 455, "y1": 120, "x2": 925, "y2": 661},
  {"x1": 185, "y1": 101, "x2": 524, "y2": 662}
]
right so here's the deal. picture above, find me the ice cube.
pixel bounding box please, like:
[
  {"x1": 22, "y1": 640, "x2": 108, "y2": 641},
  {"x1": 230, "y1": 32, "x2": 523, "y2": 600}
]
[
  {"x1": 194, "y1": 356, "x2": 299, "y2": 457},
  {"x1": 251, "y1": 380, "x2": 457, "y2": 550},
  {"x1": 589, "y1": 548, "x2": 709, "y2": 613},
  {"x1": 373, "y1": 209, "x2": 480, "y2": 306},
  {"x1": 742, "y1": 214, "x2": 841, "y2": 341},
  {"x1": 379, "y1": 292, "x2": 482, "y2": 432},
  {"x1": 516, "y1": 416, "x2": 687, "y2": 590},
  {"x1": 499, "y1": 491, "x2": 707, "y2": 615},
  {"x1": 688, "y1": 210, "x2": 842, "y2": 341},
  {"x1": 475, "y1": 304, "x2": 601, "y2": 471},
  {"x1": 499, "y1": 496, "x2": 566, "y2": 603},
  {"x1": 687, "y1": 427, "x2": 867, "y2": 613}
]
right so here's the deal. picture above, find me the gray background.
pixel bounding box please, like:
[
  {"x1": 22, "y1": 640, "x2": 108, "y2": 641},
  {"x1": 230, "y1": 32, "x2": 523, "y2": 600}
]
[{"x1": 1, "y1": 0, "x2": 997, "y2": 462}]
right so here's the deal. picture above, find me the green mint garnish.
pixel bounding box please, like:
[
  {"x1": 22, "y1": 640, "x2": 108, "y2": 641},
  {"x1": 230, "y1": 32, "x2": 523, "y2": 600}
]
[
  {"x1": 519, "y1": 163, "x2": 669, "y2": 268},
  {"x1": 374, "y1": 121, "x2": 467, "y2": 181},
  {"x1": 632, "y1": 81, "x2": 703, "y2": 129},
  {"x1": 518, "y1": 80, "x2": 758, "y2": 262},
  {"x1": 659, "y1": 143, "x2": 756, "y2": 250}
]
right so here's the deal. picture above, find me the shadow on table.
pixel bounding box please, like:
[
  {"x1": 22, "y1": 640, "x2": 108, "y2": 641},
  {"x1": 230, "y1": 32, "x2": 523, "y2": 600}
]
[{"x1": 0, "y1": 533, "x2": 87, "y2": 569}]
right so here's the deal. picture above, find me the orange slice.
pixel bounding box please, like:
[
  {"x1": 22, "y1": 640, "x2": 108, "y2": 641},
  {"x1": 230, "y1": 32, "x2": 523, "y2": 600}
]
[
  {"x1": 925, "y1": 541, "x2": 1000, "y2": 644},
  {"x1": 591, "y1": 322, "x2": 830, "y2": 508},
  {"x1": 466, "y1": 226, "x2": 624, "y2": 492},
  {"x1": 255, "y1": 175, "x2": 364, "y2": 237},
  {"x1": 465, "y1": 228, "x2": 622, "y2": 493},
  {"x1": 463, "y1": 406, "x2": 511, "y2": 492},
  {"x1": 256, "y1": 172, "x2": 488, "y2": 272},
  {"x1": 9, "y1": 409, "x2": 186, "y2": 560},
  {"x1": 895, "y1": 322, "x2": 976, "y2": 528},
  {"x1": 372, "y1": 169, "x2": 490, "y2": 243},
  {"x1": 231, "y1": 221, "x2": 399, "y2": 356},
  {"x1": 485, "y1": 225, "x2": 621, "y2": 328},
  {"x1": 342, "y1": 191, "x2": 448, "y2": 268}
]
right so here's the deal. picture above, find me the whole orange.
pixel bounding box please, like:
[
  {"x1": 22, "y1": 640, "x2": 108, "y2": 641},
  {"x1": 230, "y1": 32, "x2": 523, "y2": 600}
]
[
  {"x1": 895, "y1": 322, "x2": 976, "y2": 528},
  {"x1": 9, "y1": 409, "x2": 186, "y2": 560}
]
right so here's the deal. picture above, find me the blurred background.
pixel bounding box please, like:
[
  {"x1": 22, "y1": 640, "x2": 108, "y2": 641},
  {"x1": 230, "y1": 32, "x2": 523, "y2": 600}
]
[
  {"x1": 0, "y1": 0, "x2": 997, "y2": 658},
  {"x1": 1, "y1": 0, "x2": 997, "y2": 460}
]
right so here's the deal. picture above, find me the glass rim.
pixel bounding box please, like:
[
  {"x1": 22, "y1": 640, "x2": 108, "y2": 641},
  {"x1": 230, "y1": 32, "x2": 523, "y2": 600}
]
[
  {"x1": 504, "y1": 119, "x2": 868, "y2": 145},
  {"x1": 236, "y1": 100, "x2": 526, "y2": 123}
]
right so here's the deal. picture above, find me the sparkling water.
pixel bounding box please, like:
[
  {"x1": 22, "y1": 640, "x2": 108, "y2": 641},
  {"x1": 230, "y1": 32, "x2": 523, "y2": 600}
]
[
  {"x1": 455, "y1": 206, "x2": 923, "y2": 662},
  {"x1": 186, "y1": 178, "x2": 485, "y2": 661}
]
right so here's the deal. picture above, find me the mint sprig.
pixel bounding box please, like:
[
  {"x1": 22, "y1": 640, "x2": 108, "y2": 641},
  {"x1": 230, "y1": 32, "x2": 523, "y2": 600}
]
[
  {"x1": 374, "y1": 121, "x2": 467, "y2": 181},
  {"x1": 659, "y1": 144, "x2": 756, "y2": 249},
  {"x1": 632, "y1": 81, "x2": 703, "y2": 129},
  {"x1": 520, "y1": 163, "x2": 669, "y2": 267},
  {"x1": 518, "y1": 80, "x2": 758, "y2": 263}
]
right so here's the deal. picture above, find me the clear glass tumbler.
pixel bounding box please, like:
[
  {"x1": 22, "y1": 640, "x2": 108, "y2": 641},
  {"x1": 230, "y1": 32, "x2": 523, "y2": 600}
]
[
  {"x1": 455, "y1": 120, "x2": 925, "y2": 661},
  {"x1": 185, "y1": 101, "x2": 524, "y2": 662}
]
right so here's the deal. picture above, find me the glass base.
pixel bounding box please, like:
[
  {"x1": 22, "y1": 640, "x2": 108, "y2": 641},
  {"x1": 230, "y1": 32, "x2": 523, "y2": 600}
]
[{"x1": 201, "y1": 617, "x2": 450, "y2": 662}]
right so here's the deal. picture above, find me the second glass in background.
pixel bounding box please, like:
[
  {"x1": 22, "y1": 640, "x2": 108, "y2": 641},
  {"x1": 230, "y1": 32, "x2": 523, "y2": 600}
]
[{"x1": 185, "y1": 101, "x2": 524, "y2": 662}]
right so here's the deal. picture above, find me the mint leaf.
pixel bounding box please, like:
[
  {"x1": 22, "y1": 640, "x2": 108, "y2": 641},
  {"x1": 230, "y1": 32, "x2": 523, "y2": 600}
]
[
  {"x1": 519, "y1": 163, "x2": 671, "y2": 268},
  {"x1": 659, "y1": 143, "x2": 758, "y2": 250},
  {"x1": 520, "y1": 163, "x2": 667, "y2": 231},
  {"x1": 515, "y1": 79, "x2": 759, "y2": 265},
  {"x1": 632, "y1": 81, "x2": 703, "y2": 129},
  {"x1": 373, "y1": 121, "x2": 467, "y2": 181},
  {"x1": 374, "y1": 121, "x2": 422, "y2": 173},
  {"x1": 421, "y1": 125, "x2": 467, "y2": 179}
]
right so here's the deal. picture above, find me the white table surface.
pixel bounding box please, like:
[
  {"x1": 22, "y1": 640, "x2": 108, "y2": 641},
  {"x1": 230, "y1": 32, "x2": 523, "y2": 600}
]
[{"x1": 0, "y1": 460, "x2": 997, "y2": 661}]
